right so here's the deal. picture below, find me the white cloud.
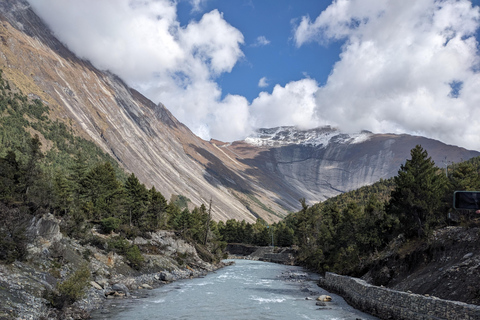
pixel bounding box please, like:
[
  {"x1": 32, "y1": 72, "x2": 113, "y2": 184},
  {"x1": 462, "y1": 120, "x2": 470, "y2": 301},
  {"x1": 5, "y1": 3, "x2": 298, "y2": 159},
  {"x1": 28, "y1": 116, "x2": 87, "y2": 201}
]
[
  {"x1": 24, "y1": 0, "x2": 480, "y2": 151},
  {"x1": 251, "y1": 79, "x2": 320, "y2": 130},
  {"x1": 252, "y1": 35, "x2": 271, "y2": 47},
  {"x1": 27, "y1": 0, "x2": 247, "y2": 141},
  {"x1": 293, "y1": 0, "x2": 480, "y2": 151},
  {"x1": 258, "y1": 77, "x2": 269, "y2": 88},
  {"x1": 189, "y1": 0, "x2": 208, "y2": 13}
]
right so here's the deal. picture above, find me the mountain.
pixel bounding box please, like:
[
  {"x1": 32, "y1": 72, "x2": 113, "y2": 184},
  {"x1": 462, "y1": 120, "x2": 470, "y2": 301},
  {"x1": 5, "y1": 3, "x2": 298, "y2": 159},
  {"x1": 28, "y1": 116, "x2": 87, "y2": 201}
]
[
  {"x1": 1, "y1": 0, "x2": 479, "y2": 222},
  {"x1": 0, "y1": 0, "x2": 275, "y2": 223},
  {"x1": 226, "y1": 126, "x2": 480, "y2": 207}
]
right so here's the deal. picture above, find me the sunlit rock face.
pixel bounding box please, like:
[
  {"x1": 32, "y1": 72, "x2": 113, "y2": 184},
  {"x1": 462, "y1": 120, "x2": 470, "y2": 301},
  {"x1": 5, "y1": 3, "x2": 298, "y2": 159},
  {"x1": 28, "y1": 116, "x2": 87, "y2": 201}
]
[{"x1": 1, "y1": 0, "x2": 478, "y2": 222}]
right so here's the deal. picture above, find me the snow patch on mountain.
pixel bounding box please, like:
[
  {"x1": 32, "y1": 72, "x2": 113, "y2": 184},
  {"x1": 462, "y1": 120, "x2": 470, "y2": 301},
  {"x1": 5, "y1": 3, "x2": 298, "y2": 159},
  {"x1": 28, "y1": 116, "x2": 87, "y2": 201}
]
[{"x1": 244, "y1": 126, "x2": 372, "y2": 147}]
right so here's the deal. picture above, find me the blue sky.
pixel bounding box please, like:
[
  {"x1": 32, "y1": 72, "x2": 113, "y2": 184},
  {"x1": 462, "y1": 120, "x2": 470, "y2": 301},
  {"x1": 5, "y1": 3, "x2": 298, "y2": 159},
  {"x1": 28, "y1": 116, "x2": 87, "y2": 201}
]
[
  {"x1": 176, "y1": 0, "x2": 340, "y2": 102},
  {"x1": 27, "y1": 0, "x2": 480, "y2": 151}
]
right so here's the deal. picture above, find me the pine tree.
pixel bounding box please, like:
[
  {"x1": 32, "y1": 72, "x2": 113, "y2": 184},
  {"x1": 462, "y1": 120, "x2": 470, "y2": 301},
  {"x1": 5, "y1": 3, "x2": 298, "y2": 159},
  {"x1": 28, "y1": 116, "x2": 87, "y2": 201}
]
[
  {"x1": 146, "y1": 186, "x2": 167, "y2": 229},
  {"x1": 83, "y1": 162, "x2": 123, "y2": 220},
  {"x1": 450, "y1": 162, "x2": 480, "y2": 191},
  {"x1": 124, "y1": 173, "x2": 148, "y2": 226},
  {"x1": 21, "y1": 135, "x2": 43, "y2": 202},
  {"x1": 0, "y1": 151, "x2": 20, "y2": 202},
  {"x1": 387, "y1": 145, "x2": 448, "y2": 238}
]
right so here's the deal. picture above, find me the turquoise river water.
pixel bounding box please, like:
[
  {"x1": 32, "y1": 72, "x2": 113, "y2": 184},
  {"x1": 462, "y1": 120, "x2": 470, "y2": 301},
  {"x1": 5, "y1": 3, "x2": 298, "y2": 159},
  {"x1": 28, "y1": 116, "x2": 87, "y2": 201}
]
[{"x1": 91, "y1": 259, "x2": 378, "y2": 320}]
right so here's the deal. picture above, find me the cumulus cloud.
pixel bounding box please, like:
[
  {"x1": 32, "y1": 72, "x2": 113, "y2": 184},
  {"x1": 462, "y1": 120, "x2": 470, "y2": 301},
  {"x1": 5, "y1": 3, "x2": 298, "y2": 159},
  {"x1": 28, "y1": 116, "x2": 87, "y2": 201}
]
[
  {"x1": 251, "y1": 79, "x2": 320, "y2": 130},
  {"x1": 252, "y1": 35, "x2": 271, "y2": 47},
  {"x1": 258, "y1": 77, "x2": 269, "y2": 88},
  {"x1": 27, "y1": 0, "x2": 247, "y2": 141},
  {"x1": 25, "y1": 0, "x2": 480, "y2": 151},
  {"x1": 293, "y1": 0, "x2": 480, "y2": 151}
]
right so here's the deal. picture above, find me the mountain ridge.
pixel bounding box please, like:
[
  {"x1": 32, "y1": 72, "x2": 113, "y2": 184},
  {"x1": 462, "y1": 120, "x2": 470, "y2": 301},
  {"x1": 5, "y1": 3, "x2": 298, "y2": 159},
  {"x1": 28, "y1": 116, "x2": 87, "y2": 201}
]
[{"x1": 1, "y1": 0, "x2": 479, "y2": 222}]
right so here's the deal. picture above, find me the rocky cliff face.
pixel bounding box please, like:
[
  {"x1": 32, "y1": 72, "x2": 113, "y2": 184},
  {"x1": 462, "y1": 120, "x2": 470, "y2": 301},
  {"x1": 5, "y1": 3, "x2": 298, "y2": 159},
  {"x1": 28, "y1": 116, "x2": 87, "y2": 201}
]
[{"x1": 1, "y1": 0, "x2": 479, "y2": 222}]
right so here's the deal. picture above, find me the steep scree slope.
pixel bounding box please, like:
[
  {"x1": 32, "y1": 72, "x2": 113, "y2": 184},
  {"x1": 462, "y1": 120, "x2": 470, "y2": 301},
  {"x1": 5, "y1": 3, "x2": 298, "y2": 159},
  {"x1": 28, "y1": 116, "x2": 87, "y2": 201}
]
[{"x1": 0, "y1": 0, "x2": 283, "y2": 222}]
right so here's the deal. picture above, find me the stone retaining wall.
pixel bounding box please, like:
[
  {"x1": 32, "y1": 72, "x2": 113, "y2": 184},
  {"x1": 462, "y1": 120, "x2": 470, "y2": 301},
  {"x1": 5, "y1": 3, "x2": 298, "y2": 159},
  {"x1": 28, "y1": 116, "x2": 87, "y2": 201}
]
[{"x1": 319, "y1": 272, "x2": 480, "y2": 320}]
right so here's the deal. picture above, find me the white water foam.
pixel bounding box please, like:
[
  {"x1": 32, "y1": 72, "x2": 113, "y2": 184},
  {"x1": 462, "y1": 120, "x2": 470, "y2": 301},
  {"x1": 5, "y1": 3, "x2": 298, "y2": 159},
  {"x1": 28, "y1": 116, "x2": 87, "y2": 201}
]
[{"x1": 249, "y1": 295, "x2": 287, "y2": 304}]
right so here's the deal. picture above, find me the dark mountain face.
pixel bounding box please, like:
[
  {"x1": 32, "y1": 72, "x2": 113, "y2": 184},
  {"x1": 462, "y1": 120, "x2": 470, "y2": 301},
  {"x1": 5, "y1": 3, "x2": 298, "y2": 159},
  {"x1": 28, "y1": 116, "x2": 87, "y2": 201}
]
[{"x1": 1, "y1": 0, "x2": 478, "y2": 221}]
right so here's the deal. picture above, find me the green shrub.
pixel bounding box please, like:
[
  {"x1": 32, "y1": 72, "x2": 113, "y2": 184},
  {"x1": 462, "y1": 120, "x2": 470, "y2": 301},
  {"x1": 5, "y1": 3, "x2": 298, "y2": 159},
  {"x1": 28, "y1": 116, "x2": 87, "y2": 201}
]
[
  {"x1": 101, "y1": 217, "x2": 121, "y2": 233},
  {"x1": 47, "y1": 263, "x2": 91, "y2": 309},
  {"x1": 80, "y1": 234, "x2": 106, "y2": 250},
  {"x1": 107, "y1": 236, "x2": 144, "y2": 270},
  {"x1": 107, "y1": 236, "x2": 130, "y2": 252},
  {"x1": 117, "y1": 224, "x2": 140, "y2": 239},
  {"x1": 57, "y1": 264, "x2": 90, "y2": 301},
  {"x1": 124, "y1": 245, "x2": 144, "y2": 270}
]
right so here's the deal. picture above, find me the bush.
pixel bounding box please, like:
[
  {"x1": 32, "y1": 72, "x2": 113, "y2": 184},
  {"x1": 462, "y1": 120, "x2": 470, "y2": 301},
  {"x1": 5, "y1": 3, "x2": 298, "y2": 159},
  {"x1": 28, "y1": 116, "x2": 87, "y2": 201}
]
[
  {"x1": 47, "y1": 263, "x2": 91, "y2": 309},
  {"x1": 107, "y1": 236, "x2": 144, "y2": 270},
  {"x1": 117, "y1": 224, "x2": 140, "y2": 239},
  {"x1": 124, "y1": 245, "x2": 144, "y2": 270},
  {"x1": 80, "y1": 234, "x2": 106, "y2": 250},
  {"x1": 58, "y1": 264, "x2": 90, "y2": 301},
  {"x1": 101, "y1": 217, "x2": 121, "y2": 233}
]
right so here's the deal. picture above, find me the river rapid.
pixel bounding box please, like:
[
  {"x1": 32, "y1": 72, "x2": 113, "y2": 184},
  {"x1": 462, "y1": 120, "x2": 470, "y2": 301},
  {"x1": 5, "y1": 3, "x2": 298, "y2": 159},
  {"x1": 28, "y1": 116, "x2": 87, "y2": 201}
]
[{"x1": 91, "y1": 259, "x2": 378, "y2": 320}]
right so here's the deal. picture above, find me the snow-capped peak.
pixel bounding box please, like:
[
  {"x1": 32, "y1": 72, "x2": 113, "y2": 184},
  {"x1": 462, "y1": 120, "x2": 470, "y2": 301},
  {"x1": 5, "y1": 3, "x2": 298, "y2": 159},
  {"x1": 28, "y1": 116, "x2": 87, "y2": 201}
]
[{"x1": 244, "y1": 126, "x2": 372, "y2": 148}]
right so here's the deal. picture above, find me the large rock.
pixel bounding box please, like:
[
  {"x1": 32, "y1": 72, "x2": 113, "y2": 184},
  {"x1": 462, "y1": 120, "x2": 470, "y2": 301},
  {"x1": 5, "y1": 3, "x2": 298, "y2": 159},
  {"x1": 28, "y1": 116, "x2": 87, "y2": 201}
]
[
  {"x1": 159, "y1": 271, "x2": 174, "y2": 282},
  {"x1": 26, "y1": 214, "x2": 62, "y2": 256},
  {"x1": 316, "y1": 295, "x2": 332, "y2": 302},
  {"x1": 111, "y1": 283, "x2": 130, "y2": 296},
  {"x1": 28, "y1": 213, "x2": 62, "y2": 243}
]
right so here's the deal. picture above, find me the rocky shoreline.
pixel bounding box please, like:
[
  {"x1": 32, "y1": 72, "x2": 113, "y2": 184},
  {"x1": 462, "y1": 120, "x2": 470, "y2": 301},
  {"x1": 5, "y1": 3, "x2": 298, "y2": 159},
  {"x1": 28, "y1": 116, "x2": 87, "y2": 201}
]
[{"x1": 0, "y1": 214, "x2": 229, "y2": 320}]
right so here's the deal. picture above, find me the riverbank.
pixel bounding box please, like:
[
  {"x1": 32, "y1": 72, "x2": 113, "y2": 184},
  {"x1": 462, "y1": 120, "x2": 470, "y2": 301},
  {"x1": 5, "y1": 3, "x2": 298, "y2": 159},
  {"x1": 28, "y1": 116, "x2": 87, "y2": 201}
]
[{"x1": 0, "y1": 214, "x2": 228, "y2": 319}]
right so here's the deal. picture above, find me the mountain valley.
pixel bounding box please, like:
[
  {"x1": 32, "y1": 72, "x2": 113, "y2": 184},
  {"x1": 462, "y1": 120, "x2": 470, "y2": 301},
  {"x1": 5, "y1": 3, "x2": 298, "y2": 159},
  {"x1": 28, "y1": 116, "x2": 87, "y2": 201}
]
[{"x1": 1, "y1": 0, "x2": 479, "y2": 224}]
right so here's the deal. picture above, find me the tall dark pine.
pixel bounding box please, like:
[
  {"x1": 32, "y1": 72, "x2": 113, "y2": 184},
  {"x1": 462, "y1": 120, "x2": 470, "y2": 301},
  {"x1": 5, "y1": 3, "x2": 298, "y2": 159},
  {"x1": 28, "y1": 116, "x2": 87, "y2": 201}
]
[
  {"x1": 124, "y1": 173, "x2": 148, "y2": 226},
  {"x1": 387, "y1": 145, "x2": 447, "y2": 238}
]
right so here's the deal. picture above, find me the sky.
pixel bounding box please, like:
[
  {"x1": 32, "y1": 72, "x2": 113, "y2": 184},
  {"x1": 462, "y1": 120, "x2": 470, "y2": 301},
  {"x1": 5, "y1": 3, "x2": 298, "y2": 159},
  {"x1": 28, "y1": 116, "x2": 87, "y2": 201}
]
[{"x1": 26, "y1": 0, "x2": 480, "y2": 151}]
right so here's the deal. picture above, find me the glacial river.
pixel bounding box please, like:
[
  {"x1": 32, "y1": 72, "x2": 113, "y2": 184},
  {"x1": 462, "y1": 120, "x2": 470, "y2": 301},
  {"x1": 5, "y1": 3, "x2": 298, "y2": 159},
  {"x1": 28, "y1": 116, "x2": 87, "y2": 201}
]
[{"x1": 91, "y1": 259, "x2": 378, "y2": 320}]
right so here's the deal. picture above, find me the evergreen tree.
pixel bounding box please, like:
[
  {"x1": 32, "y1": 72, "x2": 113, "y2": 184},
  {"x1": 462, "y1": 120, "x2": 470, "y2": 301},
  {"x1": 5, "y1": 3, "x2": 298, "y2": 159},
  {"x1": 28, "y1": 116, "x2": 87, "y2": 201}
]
[
  {"x1": 146, "y1": 186, "x2": 167, "y2": 229},
  {"x1": 358, "y1": 195, "x2": 396, "y2": 253},
  {"x1": 20, "y1": 135, "x2": 43, "y2": 202},
  {"x1": 53, "y1": 171, "x2": 72, "y2": 216},
  {"x1": 450, "y1": 161, "x2": 480, "y2": 191},
  {"x1": 124, "y1": 173, "x2": 148, "y2": 227},
  {"x1": 0, "y1": 151, "x2": 21, "y2": 202},
  {"x1": 387, "y1": 145, "x2": 447, "y2": 238},
  {"x1": 83, "y1": 162, "x2": 123, "y2": 220}
]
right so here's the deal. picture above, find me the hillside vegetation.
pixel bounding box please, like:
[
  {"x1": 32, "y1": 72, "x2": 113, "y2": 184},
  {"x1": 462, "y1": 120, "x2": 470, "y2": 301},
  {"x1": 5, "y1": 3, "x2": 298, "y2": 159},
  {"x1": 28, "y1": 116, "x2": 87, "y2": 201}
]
[{"x1": 0, "y1": 67, "x2": 225, "y2": 277}]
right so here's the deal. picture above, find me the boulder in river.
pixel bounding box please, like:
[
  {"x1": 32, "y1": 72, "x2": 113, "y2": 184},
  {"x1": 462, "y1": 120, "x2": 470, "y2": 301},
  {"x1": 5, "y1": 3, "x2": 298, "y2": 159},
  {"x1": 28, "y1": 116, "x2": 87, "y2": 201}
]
[{"x1": 316, "y1": 295, "x2": 332, "y2": 302}]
